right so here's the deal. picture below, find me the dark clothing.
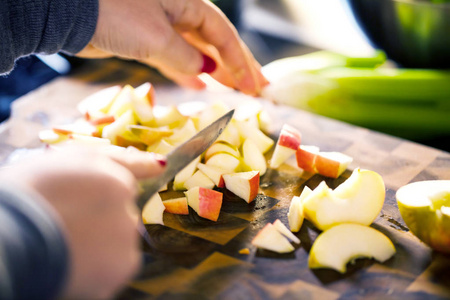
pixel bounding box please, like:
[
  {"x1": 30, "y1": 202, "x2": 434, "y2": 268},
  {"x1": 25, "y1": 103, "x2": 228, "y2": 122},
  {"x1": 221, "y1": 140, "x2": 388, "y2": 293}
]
[
  {"x1": 0, "y1": 185, "x2": 69, "y2": 300},
  {"x1": 0, "y1": 0, "x2": 99, "y2": 74}
]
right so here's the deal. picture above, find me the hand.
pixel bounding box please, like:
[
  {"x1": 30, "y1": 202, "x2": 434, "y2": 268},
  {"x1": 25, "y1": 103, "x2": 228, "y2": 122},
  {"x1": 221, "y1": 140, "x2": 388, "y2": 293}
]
[
  {"x1": 1, "y1": 147, "x2": 166, "y2": 299},
  {"x1": 76, "y1": 0, "x2": 268, "y2": 96}
]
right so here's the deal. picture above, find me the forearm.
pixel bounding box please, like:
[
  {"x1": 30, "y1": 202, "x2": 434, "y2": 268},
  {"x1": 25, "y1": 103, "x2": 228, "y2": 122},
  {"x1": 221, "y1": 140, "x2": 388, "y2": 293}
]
[
  {"x1": 0, "y1": 0, "x2": 98, "y2": 74},
  {"x1": 0, "y1": 184, "x2": 69, "y2": 300}
]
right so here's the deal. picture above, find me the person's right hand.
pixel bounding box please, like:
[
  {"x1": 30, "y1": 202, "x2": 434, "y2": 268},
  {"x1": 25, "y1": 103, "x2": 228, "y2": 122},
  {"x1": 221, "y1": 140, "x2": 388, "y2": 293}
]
[
  {"x1": 76, "y1": 0, "x2": 269, "y2": 96},
  {"x1": 0, "y1": 147, "x2": 166, "y2": 299}
]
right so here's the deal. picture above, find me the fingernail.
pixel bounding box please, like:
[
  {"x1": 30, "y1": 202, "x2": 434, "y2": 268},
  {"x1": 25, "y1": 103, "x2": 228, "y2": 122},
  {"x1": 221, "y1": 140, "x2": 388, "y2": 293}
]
[
  {"x1": 201, "y1": 54, "x2": 216, "y2": 74},
  {"x1": 156, "y1": 158, "x2": 166, "y2": 167}
]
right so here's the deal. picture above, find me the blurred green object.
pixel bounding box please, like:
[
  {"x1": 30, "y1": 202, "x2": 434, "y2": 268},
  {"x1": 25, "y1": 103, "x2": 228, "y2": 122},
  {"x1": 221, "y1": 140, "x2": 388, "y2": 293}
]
[
  {"x1": 262, "y1": 51, "x2": 450, "y2": 140},
  {"x1": 346, "y1": 0, "x2": 450, "y2": 69}
]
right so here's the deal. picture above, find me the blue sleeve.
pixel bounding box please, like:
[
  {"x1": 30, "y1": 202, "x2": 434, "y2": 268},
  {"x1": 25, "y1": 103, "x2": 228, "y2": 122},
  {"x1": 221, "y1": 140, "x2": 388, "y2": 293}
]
[
  {"x1": 0, "y1": 185, "x2": 69, "y2": 300},
  {"x1": 0, "y1": 0, "x2": 99, "y2": 74}
]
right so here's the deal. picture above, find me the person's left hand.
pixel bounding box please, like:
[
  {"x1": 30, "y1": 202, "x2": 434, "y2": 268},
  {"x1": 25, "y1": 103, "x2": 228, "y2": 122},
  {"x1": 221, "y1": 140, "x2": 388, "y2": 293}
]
[{"x1": 77, "y1": 0, "x2": 268, "y2": 96}]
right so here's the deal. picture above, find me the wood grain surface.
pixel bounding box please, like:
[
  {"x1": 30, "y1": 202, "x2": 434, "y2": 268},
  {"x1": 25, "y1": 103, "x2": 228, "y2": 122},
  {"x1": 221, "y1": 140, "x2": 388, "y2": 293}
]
[{"x1": 0, "y1": 59, "x2": 449, "y2": 300}]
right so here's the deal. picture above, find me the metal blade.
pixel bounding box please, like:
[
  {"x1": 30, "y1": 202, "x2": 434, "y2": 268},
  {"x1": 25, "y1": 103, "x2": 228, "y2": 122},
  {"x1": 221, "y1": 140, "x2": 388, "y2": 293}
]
[{"x1": 137, "y1": 109, "x2": 234, "y2": 210}]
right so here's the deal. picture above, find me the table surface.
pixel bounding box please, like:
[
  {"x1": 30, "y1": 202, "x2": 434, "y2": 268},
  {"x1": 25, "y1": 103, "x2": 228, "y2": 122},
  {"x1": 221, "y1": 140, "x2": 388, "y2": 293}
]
[{"x1": 1, "y1": 59, "x2": 449, "y2": 300}]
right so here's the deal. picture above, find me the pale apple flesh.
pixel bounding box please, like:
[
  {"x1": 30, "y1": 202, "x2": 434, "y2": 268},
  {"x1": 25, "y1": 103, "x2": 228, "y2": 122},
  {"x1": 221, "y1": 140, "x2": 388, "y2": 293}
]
[
  {"x1": 288, "y1": 186, "x2": 311, "y2": 232},
  {"x1": 241, "y1": 139, "x2": 267, "y2": 175},
  {"x1": 302, "y1": 168, "x2": 385, "y2": 231},
  {"x1": 185, "y1": 186, "x2": 223, "y2": 221},
  {"x1": 315, "y1": 151, "x2": 353, "y2": 178},
  {"x1": 396, "y1": 180, "x2": 450, "y2": 254},
  {"x1": 222, "y1": 171, "x2": 260, "y2": 203},
  {"x1": 251, "y1": 223, "x2": 295, "y2": 253},
  {"x1": 273, "y1": 219, "x2": 300, "y2": 244},
  {"x1": 142, "y1": 193, "x2": 166, "y2": 225},
  {"x1": 308, "y1": 223, "x2": 396, "y2": 273},
  {"x1": 163, "y1": 197, "x2": 189, "y2": 215}
]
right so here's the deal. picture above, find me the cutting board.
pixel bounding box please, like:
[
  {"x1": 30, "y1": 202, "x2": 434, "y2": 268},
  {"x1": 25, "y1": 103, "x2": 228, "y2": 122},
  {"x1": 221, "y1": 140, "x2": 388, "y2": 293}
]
[{"x1": 2, "y1": 58, "x2": 449, "y2": 300}]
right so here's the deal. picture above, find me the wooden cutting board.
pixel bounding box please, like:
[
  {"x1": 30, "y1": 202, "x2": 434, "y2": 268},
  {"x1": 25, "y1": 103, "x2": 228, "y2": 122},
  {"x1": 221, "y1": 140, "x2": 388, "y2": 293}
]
[{"x1": 1, "y1": 59, "x2": 449, "y2": 300}]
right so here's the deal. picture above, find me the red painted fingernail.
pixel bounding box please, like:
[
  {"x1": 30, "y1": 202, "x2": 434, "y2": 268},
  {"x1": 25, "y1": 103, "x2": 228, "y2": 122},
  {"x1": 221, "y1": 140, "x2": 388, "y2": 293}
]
[
  {"x1": 201, "y1": 54, "x2": 216, "y2": 74},
  {"x1": 156, "y1": 158, "x2": 166, "y2": 167}
]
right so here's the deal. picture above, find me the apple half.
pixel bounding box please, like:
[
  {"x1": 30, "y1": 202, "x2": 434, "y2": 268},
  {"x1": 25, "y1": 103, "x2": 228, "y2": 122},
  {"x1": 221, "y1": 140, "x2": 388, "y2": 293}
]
[
  {"x1": 396, "y1": 180, "x2": 450, "y2": 254},
  {"x1": 309, "y1": 223, "x2": 396, "y2": 273},
  {"x1": 302, "y1": 168, "x2": 385, "y2": 231}
]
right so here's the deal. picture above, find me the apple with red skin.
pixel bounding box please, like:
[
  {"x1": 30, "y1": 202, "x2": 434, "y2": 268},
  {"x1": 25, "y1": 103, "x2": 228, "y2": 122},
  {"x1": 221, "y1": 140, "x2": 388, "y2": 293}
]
[
  {"x1": 315, "y1": 151, "x2": 353, "y2": 178},
  {"x1": 163, "y1": 197, "x2": 189, "y2": 215},
  {"x1": 223, "y1": 171, "x2": 260, "y2": 203},
  {"x1": 270, "y1": 124, "x2": 302, "y2": 169},
  {"x1": 296, "y1": 145, "x2": 319, "y2": 173},
  {"x1": 185, "y1": 187, "x2": 223, "y2": 221}
]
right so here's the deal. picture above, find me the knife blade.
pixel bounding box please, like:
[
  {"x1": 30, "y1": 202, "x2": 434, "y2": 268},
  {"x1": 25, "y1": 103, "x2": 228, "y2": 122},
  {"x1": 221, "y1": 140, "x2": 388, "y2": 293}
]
[{"x1": 137, "y1": 109, "x2": 234, "y2": 210}]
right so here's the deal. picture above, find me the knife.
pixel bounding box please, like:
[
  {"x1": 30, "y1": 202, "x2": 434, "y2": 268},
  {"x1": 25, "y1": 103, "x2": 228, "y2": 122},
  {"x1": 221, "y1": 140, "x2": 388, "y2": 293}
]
[{"x1": 136, "y1": 108, "x2": 234, "y2": 244}]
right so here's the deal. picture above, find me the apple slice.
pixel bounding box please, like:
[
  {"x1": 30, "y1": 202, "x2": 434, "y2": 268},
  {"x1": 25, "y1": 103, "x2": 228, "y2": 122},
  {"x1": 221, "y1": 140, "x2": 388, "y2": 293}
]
[
  {"x1": 88, "y1": 114, "x2": 115, "y2": 126},
  {"x1": 173, "y1": 156, "x2": 201, "y2": 191},
  {"x1": 152, "y1": 105, "x2": 187, "y2": 128},
  {"x1": 273, "y1": 219, "x2": 300, "y2": 244},
  {"x1": 296, "y1": 145, "x2": 320, "y2": 173},
  {"x1": 235, "y1": 120, "x2": 274, "y2": 154},
  {"x1": 128, "y1": 125, "x2": 172, "y2": 145},
  {"x1": 142, "y1": 193, "x2": 165, "y2": 225},
  {"x1": 185, "y1": 187, "x2": 223, "y2": 221},
  {"x1": 77, "y1": 85, "x2": 122, "y2": 117},
  {"x1": 216, "y1": 120, "x2": 241, "y2": 147},
  {"x1": 197, "y1": 101, "x2": 231, "y2": 130},
  {"x1": 146, "y1": 138, "x2": 174, "y2": 155},
  {"x1": 39, "y1": 129, "x2": 67, "y2": 144},
  {"x1": 396, "y1": 180, "x2": 450, "y2": 254},
  {"x1": 131, "y1": 86, "x2": 154, "y2": 125},
  {"x1": 269, "y1": 124, "x2": 302, "y2": 169},
  {"x1": 134, "y1": 82, "x2": 156, "y2": 107},
  {"x1": 196, "y1": 163, "x2": 228, "y2": 188},
  {"x1": 315, "y1": 151, "x2": 353, "y2": 178},
  {"x1": 166, "y1": 118, "x2": 197, "y2": 145},
  {"x1": 287, "y1": 186, "x2": 312, "y2": 232},
  {"x1": 102, "y1": 109, "x2": 136, "y2": 144},
  {"x1": 183, "y1": 170, "x2": 215, "y2": 190},
  {"x1": 163, "y1": 197, "x2": 189, "y2": 215},
  {"x1": 107, "y1": 84, "x2": 134, "y2": 117},
  {"x1": 309, "y1": 223, "x2": 396, "y2": 273},
  {"x1": 115, "y1": 132, "x2": 147, "y2": 150},
  {"x1": 205, "y1": 153, "x2": 241, "y2": 173},
  {"x1": 222, "y1": 171, "x2": 260, "y2": 203},
  {"x1": 241, "y1": 139, "x2": 267, "y2": 176},
  {"x1": 204, "y1": 141, "x2": 240, "y2": 161},
  {"x1": 251, "y1": 223, "x2": 295, "y2": 253},
  {"x1": 302, "y1": 168, "x2": 385, "y2": 231},
  {"x1": 53, "y1": 120, "x2": 99, "y2": 137}
]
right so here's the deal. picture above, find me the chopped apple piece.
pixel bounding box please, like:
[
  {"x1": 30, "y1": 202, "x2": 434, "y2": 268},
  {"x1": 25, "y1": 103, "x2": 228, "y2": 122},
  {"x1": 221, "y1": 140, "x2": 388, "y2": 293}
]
[
  {"x1": 309, "y1": 223, "x2": 396, "y2": 273},
  {"x1": 270, "y1": 124, "x2": 302, "y2": 169},
  {"x1": 77, "y1": 85, "x2": 121, "y2": 117},
  {"x1": 302, "y1": 168, "x2": 385, "y2": 231},
  {"x1": 315, "y1": 151, "x2": 353, "y2": 178},
  {"x1": 185, "y1": 186, "x2": 223, "y2": 221},
  {"x1": 131, "y1": 88, "x2": 154, "y2": 125},
  {"x1": 196, "y1": 163, "x2": 228, "y2": 188},
  {"x1": 166, "y1": 118, "x2": 197, "y2": 145},
  {"x1": 287, "y1": 186, "x2": 312, "y2": 232},
  {"x1": 115, "y1": 132, "x2": 147, "y2": 150},
  {"x1": 216, "y1": 120, "x2": 241, "y2": 147},
  {"x1": 222, "y1": 171, "x2": 260, "y2": 203},
  {"x1": 107, "y1": 85, "x2": 134, "y2": 117},
  {"x1": 102, "y1": 109, "x2": 136, "y2": 144},
  {"x1": 142, "y1": 193, "x2": 165, "y2": 225},
  {"x1": 53, "y1": 120, "x2": 99, "y2": 137},
  {"x1": 134, "y1": 82, "x2": 156, "y2": 107},
  {"x1": 396, "y1": 180, "x2": 450, "y2": 254},
  {"x1": 251, "y1": 223, "x2": 295, "y2": 253},
  {"x1": 173, "y1": 156, "x2": 201, "y2": 191},
  {"x1": 296, "y1": 145, "x2": 320, "y2": 173},
  {"x1": 197, "y1": 101, "x2": 231, "y2": 130},
  {"x1": 204, "y1": 141, "x2": 240, "y2": 161},
  {"x1": 146, "y1": 138, "x2": 174, "y2": 155},
  {"x1": 39, "y1": 129, "x2": 67, "y2": 144},
  {"x1": 241, "y1": 139, "x2": 267, "y2": 176},
  {"x1": 163, "y1": 197, "x2": 189, "y2": 215},
  {"x1": 152, "y1": 105, "x2": 187, "y2": 128},
  {"x1": 128, "y1": 125, "x2": 172, "y2": 145},
  {"x1": 273, "y1": 219, "x2": 300, "y2": 244},
  {"x1": 236, "y1": 120, "x2": 274, "y2": 154},
  {"x1": 205, "y1": 153, "x2": 241, "y2": 173},
  {"x1": 183, "y1": 170, "x2": 215, "y2": 190}
]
